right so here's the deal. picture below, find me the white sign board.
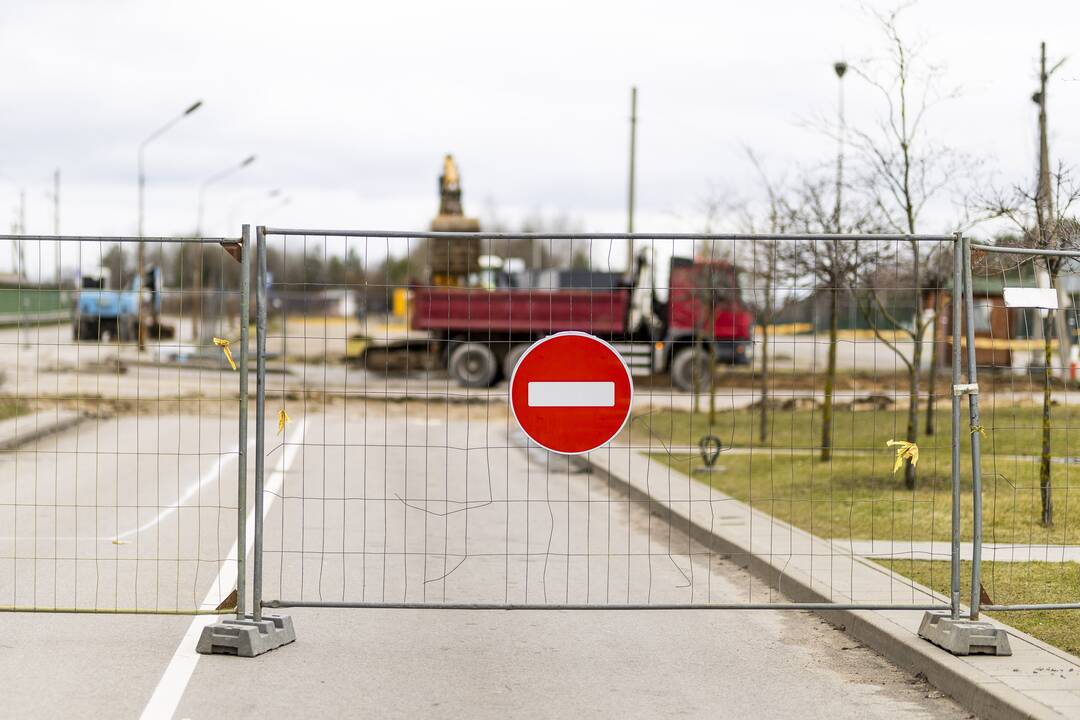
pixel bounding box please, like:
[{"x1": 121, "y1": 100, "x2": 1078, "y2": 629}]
[{"x1": 1003, "y1": 287, "x2": 1059, "y2": 310}]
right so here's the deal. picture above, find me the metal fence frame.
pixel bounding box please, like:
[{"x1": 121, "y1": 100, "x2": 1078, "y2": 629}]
[
  {"x1": 8, "y1": 226, "x2": 1079, "y2": 638},
  {"x1": 248, "y1": 226, "x2": 965, "y2": 617},
  {"x1": 961, "y1": 236, "x2": 1080, "y2": 618},
  {"x1": 0, "y1": 227, "x2": 251, "y2": 616}
]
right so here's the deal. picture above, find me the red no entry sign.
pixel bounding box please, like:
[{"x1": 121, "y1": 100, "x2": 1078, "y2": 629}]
[{"x1": 509, "y1": 332, "x2": 634, "y2": 454}]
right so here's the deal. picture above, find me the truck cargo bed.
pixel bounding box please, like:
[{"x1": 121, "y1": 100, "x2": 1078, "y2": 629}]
[{"x1": 411, "y1": 287, "x2": 630, "y2": 335}]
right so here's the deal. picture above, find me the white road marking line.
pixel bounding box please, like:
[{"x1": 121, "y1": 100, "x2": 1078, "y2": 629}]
[
  {"x1": 112, "y1": 444, "x2": 243, "y2": 542},
  {"x1": 527, "y1": 381, "x2": 614, "y2": 407},
  {"x1": 140, "y1": 420, "x2": 307, "y2": 720}
]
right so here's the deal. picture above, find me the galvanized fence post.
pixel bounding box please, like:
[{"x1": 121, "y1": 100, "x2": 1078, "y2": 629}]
[
  {"x1": 950, "y1": 232, "x2": 963, "y2": 620},
  {"x1": 253, "y1": 225, "x2": 268, "y2": 622},
  {"x1": 961, "y1": 234, "x2": 984, "y2": 620},
  {"x1": 196, "y1": 226, "x2": 295, "y2": 656},
  {"x1": 236, "y1": 224, "x2": 251, "y2": 620}
]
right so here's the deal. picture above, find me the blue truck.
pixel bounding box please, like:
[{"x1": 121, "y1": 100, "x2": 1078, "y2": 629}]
[{"x1": 73, "y1": 266, "x2": 169, "y2": 342}]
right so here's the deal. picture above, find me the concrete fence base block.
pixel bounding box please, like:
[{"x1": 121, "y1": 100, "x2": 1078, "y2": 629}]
[
  {"x1": 196, "y1": 614, "x2": 296, "y2": 657},
  {"x1": 918, "y1": 611, "x2": 1012, "y2": 656}
]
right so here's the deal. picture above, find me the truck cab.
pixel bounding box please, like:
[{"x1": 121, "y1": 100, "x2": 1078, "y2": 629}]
[{"x1": 657, "y1": 255, "x2": 753, "y2": 392}]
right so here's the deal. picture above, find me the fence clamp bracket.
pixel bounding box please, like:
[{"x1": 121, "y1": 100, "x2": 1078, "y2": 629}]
[
  {"x1": 221, "y1": 240, "x2": 243, "y2": 263},
  {"x1": 952, "y1": 383, "x2": 979, "y2": 397}
]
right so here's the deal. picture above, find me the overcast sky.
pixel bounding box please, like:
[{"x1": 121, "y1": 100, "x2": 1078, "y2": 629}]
[{"x1": 0, "y1": 0, "x2": 1077, "y2": 245}]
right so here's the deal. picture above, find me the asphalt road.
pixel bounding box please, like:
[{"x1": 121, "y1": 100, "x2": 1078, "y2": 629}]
[{"x1": 0, "y1": 408, "x2": 969, "y2": 719}]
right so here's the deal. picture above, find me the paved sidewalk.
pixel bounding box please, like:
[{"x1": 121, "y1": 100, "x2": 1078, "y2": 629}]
[
  {"x1": 585, "y1": 444, "x2": 1080, "y2": 720},
  {"x1": 832, "y1": 540, "x2": 1080, "y2": 563},
  {"x1": 0, "y1": 408, "x2": 87, "y2": 451}
]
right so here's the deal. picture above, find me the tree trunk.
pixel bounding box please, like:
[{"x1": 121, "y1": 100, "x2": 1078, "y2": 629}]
[
  {"x1": 708, "y1": 340, "x2": 717, "y2": 430},
  {"x1": 925, "y1": 301, "x2": 940, "y2": 436},
  {"x1": 1040, "y1": 314, "x2": 1055, "y2": 527},
  {"x1": 692, "y1": 336, "x2": 700, "y2": 414},
  {"x1": 821, "y1": 287, "x2": 838, "y2": 462},
  {"x1": 759, "y1": 277, "x2": 772, "y2": 444},
  {"x1": 904, "y1": 331, "x2": 922, "y2": 490},
  {"x1": 902, "y1": 242, "x2": 922, "y2": 488}
]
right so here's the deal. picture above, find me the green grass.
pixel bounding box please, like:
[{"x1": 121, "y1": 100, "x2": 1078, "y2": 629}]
[
  {"x1": 629, "y1": 404, "x2": 1080, "y2": 461},
  {"x1": 642, "y1": 406, "x2": 1080, "y2": 655},
  {"x1": 642, "y1": 406, "x2": 1080, "y2": 544},
  {"x1": 904, "y1": 561, "x2": 1080, "y2": 655}
]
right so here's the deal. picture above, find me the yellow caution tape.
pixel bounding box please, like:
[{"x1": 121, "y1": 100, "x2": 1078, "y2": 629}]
[
  {"x1": 213, "y1": 337, "x2": 237, "y2": 371},
  {"x1": 970, "y1": 424, "x2": 988, "y2": 439},
  {"x1": 961, "y1": 336, "x2": 1059, "y2": 351},
  {"x1": 278, "y1": 408, "x2": 290, "y2": 434},
  {"x1": 887, "y1": 440, "x2": 919, "y2": 473}
]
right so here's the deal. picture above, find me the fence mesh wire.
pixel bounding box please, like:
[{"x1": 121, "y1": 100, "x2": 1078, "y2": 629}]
[
  {"x1": 0, "y1": 234, "x2": 245, "y2": 614},
  {"x1": 256, "y1": 230, "x2": 956, "y2": 610},
  {"x1": 966, "y1": 244, "x2": 1080, "y2": 612}
]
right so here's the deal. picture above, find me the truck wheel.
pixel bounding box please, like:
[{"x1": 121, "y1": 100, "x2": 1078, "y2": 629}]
[
  {"x1": 449, "y1": 343, "x2": 499, "y2": 388},
  {"x1": 503, "y1": 343, "x2": 530, "y2": 380},
  {"x1": 671, "y1": 347, "x2": 713, "y2": 392}
]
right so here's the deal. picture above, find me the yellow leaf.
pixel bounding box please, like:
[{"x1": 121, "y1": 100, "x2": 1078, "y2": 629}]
[{"x1": 278, "y1": 408, "x2": 291, "y2": 434}]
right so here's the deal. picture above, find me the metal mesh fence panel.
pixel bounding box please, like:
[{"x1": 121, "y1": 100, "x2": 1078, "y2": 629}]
[
  {"x1": 254, "y1": 228, "x2": 958, "y2": 612},
  {"x1": 962, "y1": 239, "x2": 1080, "y2": 616},
  {"x1": 0, "y1": 232, "x2": 248, "y2": 614}
]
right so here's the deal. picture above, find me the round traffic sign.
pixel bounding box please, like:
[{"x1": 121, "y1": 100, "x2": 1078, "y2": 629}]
[{"x1": 509, "y1": 331, "x2": 633, "y2": 455}]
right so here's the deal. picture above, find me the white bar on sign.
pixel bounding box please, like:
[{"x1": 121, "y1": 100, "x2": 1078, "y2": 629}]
[
  {"x1": 528, "y1": 381, "x2": 615, "y2": 407},
  {"x1": 1003, "y1": 287, "x2": 1059, "y2": 310}
]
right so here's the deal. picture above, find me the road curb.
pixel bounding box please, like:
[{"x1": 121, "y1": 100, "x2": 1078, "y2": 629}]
[
  {"x1": 586, "y1": 448, "x2": 1071, "y2": 720},
  {"x1": 0, "y1": 410, "x2": 90, "y2": 452}
]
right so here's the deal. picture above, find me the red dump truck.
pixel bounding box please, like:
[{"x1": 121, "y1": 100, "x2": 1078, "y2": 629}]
[{"x1": 404, "y1": 254, "x2": 754, "y2": 390}]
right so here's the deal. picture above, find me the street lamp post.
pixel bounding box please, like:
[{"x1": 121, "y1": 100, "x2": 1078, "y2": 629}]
[
  {"x1": 196, "y1": 155, "x2": 256, "y2": 236},
  {"x1": 833, "y1": 61, "x2": 848, "y2": 233},
  {"x1": 626, "y1": 86, "x2": 637, "y2": 273},
  {"x1": 136, "y1": 100, "x2": 202, "y2": 350},
  {"x1": 192, "y1": 155, "x2": 256, "y2": 342},
  {"x1": 227, "y1": 188, "x2": 282, "y2": 229},
  {"x1": 261, "y1": 191, "x2": 292, "y2": 219},
  {"x1": 138, "y1": 100, "x2": 203, "y2": 237}
]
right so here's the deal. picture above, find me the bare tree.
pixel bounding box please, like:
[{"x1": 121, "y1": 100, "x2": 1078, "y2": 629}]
[
  {"x1": 691, "y1": 192, "x2": 737, "y2": 418},
  {"x1": 738, "y1": 150, "x2": 795, "y2": 443},
  {"x1": 843, "y1": 5, "x2": 969, "y2": 487},
  {"x1": 977, "y1": 165, "x2": 1080, "y2": 527},
  {"x1": 784, "y1": 178, "x2": 883, "y2": 462}
]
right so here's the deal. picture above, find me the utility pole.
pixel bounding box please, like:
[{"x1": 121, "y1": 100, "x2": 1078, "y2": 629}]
[
  {"x1": 1035, "y1": 42, "x2": 1052, "y2": 231},
  {"x1": 626, "y1": 86, "x2": 637, "y2": 273},
  {"x1": 53, "y1": 169, "x2": 61, "y2": 284},
  {"x1": 1033, "y1": 42, "x2": 1071, "y2": 371},
  {"x1": 15, "y1": 190, "x2": 26, "y2": 279},
  {"x1": 833, "y1": 61, "x2": 848, "y2": 233},
  {"x1": 53, "y1": 169, "x2": 60, "y2": 235}
]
